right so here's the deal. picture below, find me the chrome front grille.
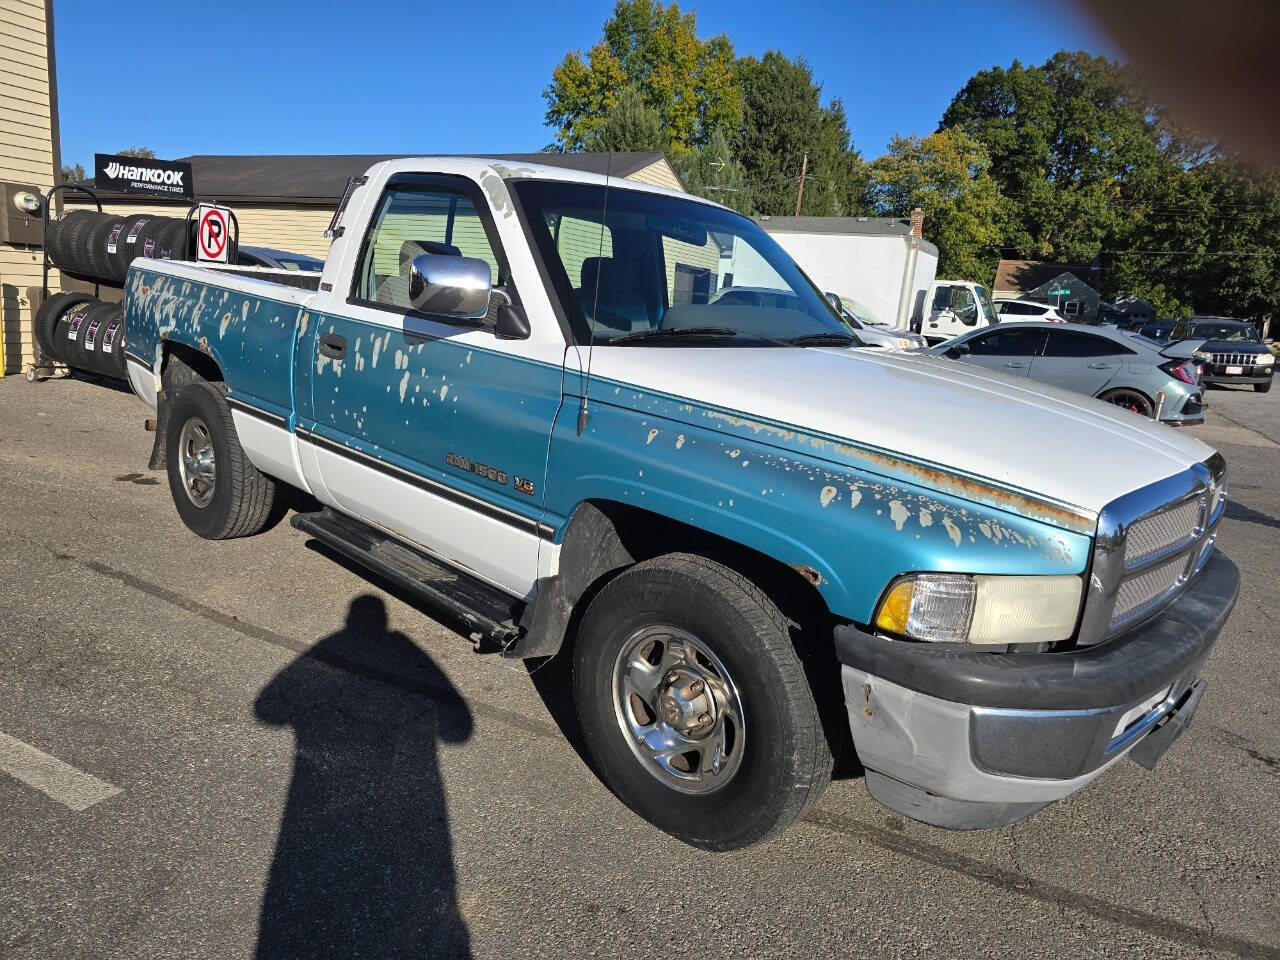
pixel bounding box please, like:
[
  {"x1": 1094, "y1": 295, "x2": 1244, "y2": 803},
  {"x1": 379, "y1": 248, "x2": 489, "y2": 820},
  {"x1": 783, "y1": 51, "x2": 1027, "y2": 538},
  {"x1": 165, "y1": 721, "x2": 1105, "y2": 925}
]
[
  {"x1": 1124, "y1": 497, "x2": 1202, "y2": 567},
  {"x1": 1210, "y1": 352, "x2": 1255, "y2": 366},
  {"x1": 1076, "y1": 454, "x2": 1226, "y2": 645},
  {"x1": 1112, "y1": 554, "x2": 1188, "y2": 624}
]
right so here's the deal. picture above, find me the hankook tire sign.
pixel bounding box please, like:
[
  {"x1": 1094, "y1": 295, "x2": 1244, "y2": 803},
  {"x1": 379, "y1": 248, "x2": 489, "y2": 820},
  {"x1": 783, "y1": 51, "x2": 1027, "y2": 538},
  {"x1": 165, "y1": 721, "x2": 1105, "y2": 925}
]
[{"x1": 94, "y1": 153, "x2": 194, "y2": 199}]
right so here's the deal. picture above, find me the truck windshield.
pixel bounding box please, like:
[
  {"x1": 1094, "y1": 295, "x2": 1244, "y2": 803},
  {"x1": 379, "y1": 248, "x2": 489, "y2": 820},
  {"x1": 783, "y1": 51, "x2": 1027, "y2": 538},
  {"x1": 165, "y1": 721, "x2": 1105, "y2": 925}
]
[
  {"x1": 510, "y1": 179, "x2": 848, "y2": 346},
  {"x1": 1191, "y1": 322, "x2": 1260, "y2": 343},
  {"x1": 975, "y1": 285, "x2": 997, "y2": 322}
]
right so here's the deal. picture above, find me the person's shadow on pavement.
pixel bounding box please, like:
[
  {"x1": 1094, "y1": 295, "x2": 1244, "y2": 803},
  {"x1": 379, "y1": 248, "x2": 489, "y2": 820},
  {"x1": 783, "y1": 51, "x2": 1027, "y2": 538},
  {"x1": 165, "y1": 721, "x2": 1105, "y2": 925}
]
[{"x1": 253, "y1": 595, "x2": 474, "y2": 959}]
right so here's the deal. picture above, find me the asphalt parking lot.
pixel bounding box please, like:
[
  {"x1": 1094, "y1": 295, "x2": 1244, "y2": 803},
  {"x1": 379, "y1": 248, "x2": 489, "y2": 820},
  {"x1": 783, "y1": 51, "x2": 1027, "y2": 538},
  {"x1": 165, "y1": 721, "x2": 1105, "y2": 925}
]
[{"x1": 0, "y1": 374, "x2": 1277, "y2": 960}]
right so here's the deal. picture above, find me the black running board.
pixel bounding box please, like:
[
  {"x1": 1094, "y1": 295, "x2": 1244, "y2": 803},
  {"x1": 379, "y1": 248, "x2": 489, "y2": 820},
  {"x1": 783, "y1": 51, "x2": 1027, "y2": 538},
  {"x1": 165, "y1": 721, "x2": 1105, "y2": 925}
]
[{"x1": 290, "y1": 508, "x2": 523, "y2": 647}]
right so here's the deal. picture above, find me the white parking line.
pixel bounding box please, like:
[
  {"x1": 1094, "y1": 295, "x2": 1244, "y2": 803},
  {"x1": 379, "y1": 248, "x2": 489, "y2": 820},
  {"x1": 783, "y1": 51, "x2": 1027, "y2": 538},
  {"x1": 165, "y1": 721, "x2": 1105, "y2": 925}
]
[{"x1": 0, "y1": 732, "x2": 122, "y2": 811}]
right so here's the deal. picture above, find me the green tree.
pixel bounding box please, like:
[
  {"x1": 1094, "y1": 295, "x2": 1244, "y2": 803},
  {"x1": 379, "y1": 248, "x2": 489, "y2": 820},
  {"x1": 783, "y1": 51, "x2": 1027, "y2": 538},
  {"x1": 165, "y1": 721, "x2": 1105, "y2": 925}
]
[
  {"x1": 680, "y1": 128, "x2": 751, "y2": 212},
  {"x1": 941, "y1": 52, "x2": 1168, "y2": 261},
  {"x1": 735, "y1": 52, "x2": 868, "y2": 216},
  {"x1": 868, "y1": 127, "x2": 1004, "y2": 280},
  {"x1": 60, "y1": 162, "x2": 86, "y2": 183},
  {"x1": 543, "y1": 0, "x2": 741, "y2": 156},
  {"x1": 117, "y1": 146, "x2": 157, "y2": 159},
  {"x1": 581, "y1": 85, "x2": 666, "y2": 153}
]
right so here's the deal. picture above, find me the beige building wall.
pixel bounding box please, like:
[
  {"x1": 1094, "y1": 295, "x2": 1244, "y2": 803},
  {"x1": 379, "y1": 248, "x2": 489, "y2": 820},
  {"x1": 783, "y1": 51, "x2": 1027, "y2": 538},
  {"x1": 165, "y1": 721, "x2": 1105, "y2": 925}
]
[{"x1": 0, "y1": 0, "x2": 58, "y2": 375}]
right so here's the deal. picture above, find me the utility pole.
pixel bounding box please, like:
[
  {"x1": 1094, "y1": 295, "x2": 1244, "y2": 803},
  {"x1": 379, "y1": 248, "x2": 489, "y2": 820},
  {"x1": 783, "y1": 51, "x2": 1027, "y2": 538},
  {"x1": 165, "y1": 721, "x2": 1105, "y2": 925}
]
[{"x1": 794, "y1": 152, "x2": 808, "y2": 216}]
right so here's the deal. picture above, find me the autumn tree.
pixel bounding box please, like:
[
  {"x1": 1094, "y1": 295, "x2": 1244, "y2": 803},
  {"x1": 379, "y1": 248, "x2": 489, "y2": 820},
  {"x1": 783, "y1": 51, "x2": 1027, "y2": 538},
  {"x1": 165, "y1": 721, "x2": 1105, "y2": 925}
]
[
  {"x1": 543, "y1": 0, "x2": 741, "y2": 156},
  {"x1": 869, "y1": 127, "x2": 1004, "y2": 280}
]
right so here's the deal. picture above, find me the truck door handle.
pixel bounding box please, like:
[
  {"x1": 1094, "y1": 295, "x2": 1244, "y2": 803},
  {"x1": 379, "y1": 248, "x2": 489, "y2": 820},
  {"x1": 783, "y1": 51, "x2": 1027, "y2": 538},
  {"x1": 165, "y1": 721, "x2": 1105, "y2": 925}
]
[
  {"x1": 1086, "y1": 362, "x2": 1114, "y2": 369},
  {"x1": 319, "y1": 334, "x2": 347, "y2": 359},
  {"x1": 1003, "y1": 362, "x2": 1027, "y2": 368}
]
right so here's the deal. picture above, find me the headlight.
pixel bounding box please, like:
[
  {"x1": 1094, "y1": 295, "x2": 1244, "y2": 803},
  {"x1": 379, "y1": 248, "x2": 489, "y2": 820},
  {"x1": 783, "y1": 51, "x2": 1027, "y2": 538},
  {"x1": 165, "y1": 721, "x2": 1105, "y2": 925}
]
[
  {"x1": 1193, "y1": 350, "x2": 1211, "y2": 361},
  {"x1": 1257, "y1": 353, "x2": 1274, "y2": 366},
  {"x1": 874, "y1": 573, "x2": 1083, "y2": 645},
  {"x1": 897, "y1": 338, "x2": 913, "y2": 349}
]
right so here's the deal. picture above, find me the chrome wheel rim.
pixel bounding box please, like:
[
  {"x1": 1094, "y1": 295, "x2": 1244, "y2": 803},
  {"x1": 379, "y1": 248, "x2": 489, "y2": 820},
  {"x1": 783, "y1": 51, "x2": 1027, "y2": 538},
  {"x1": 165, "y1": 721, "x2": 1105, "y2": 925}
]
[
  {"x1": 1105, "y1": 390, "x2": 1152, "y2": 416},
  {"x1": 612, "y1": 625, "x2": 746, "y2": 795},
  {"x1": 178, "y1": 416, "x2": 216, "y2": 507}
]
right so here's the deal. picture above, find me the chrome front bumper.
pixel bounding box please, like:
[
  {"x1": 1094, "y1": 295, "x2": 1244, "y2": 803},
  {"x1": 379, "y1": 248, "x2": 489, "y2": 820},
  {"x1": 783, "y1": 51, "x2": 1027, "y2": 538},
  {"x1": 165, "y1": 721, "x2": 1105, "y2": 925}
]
[{"x1": 834, "y1": 549, "x2": 1238, "y2": 829}]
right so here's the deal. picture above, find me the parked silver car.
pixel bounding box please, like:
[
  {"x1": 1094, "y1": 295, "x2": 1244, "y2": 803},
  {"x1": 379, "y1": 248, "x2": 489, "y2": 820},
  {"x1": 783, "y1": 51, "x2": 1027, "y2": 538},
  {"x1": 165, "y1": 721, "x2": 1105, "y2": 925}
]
[{"x1": 927, "y1": 322, "x2": 1205, "y2": 424}]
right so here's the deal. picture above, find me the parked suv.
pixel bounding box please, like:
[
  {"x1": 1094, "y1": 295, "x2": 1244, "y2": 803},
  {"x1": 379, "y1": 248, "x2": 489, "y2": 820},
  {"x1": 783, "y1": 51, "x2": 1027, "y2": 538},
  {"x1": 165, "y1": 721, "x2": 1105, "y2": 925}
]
[{"x1": 1172, "y1": 317, "x2": 1274, "y2": 392}]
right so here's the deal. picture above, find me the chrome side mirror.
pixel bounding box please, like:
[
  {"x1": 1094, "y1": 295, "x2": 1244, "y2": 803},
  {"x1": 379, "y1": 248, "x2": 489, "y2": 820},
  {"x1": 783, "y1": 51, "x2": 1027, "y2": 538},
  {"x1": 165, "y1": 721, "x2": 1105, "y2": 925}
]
[{"x1": 408, "y1": 253, "x2": 492, "y2": 320}]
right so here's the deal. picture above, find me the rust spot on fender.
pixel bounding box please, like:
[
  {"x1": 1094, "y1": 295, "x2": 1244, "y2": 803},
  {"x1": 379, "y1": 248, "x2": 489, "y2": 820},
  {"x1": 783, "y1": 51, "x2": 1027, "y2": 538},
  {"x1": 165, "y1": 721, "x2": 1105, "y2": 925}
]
[
  {"x1": 198, "y1": 336, "x2": 209, "y2": 353},
  {"x1": 794, "y1": 564, "x2": 824, "y2": 587},
  {"x1": 702, "y1": 407, "x2": 1096, "y2": 535},
  {"x1": 851, "y1": 447, "x2": 1097, "y2": 535}
]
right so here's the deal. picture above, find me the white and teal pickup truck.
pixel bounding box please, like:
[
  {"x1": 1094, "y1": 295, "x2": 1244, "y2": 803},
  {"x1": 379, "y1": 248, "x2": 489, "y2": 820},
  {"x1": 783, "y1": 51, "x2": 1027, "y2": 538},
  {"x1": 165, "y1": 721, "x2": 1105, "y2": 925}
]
[{"x1": 121, "y1": 158, "x2": 1237, "y2": 848}]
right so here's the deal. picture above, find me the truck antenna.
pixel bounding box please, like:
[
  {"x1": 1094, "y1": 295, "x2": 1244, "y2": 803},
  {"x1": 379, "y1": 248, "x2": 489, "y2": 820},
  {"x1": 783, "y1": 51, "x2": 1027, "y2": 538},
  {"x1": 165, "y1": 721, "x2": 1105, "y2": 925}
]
[{"x1": 578, "y1": 151, "x2": 612, "y2": 436}]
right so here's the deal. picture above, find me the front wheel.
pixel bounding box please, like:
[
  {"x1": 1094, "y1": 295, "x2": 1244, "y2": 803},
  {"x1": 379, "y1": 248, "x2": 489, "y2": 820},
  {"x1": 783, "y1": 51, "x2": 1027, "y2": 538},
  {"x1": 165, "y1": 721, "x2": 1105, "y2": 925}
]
[
  {"x1": 164, "y1": 380, "x2": 277, "y2": 539},
  {"x1": 1254, "y1": 382, "x2": 1271, "y2": 393},
  {"x1": 573, "y1": 553, "x2": 832, "y2": 849}
]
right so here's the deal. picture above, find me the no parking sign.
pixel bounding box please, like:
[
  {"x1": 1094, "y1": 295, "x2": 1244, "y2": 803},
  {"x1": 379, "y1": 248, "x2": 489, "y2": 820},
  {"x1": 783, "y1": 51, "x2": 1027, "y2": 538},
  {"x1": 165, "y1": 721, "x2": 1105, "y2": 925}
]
[{"x1": 197, "y1": 204, "x2": 231, "y2": 263}]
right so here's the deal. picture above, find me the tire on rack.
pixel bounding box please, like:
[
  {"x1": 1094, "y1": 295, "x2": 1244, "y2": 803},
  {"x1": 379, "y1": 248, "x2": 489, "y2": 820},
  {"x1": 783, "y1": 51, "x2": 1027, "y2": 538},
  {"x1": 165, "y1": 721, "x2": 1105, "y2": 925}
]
[
  {"x1": 131, "y1": 216, "x2": 173, "y2": 265},
  {"x1": 164, "y1": 379, "x2": 277, "y2": 539},
  {"x1": 34, "y1": 291, "x2": 95, "y2": 363},
  {"x1": 572, "y1": 553, "x2": 833, "y2": 850},
  {"x1": 155, "y1": 219, "x2": 187, "y2": 262},
  {"x1": 45, "y1": 210, "x2": 94, "y2": 273},
  {"x1": 58, "y1": 210, "x2": 102, "y2": 279},
  {"x1": 83, "y1": 214, "x2": 123, "y2": 283},
  {"x1": 80, "y1": 301, "x2": 122, "y2": 377},
  {"x1": 54, "y1": 298, "x2": 94, "y2": 365},
  {"x1": 109, "y1": 214, "x2": 151, "y2": 282}
]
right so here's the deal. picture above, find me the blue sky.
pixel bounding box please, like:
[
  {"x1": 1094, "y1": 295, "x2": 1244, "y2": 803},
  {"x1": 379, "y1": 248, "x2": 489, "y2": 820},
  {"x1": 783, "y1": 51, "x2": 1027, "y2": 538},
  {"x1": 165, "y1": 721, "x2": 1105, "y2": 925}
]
[{"x1": 53, "y1": 0, "x2": 1116, "y2": 170}]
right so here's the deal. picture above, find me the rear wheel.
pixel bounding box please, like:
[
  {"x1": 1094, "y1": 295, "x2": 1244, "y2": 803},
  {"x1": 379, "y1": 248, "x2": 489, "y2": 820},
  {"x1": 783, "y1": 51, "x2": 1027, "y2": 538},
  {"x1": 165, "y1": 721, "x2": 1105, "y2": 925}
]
[
  {"x1": 164, "y1": 380, "x2": 277, "y2": 539},
  {"x1": 1099, "y1": 387, "x2": 1154, "y2": 417},
  {"x1": 573, "y1": 553, "x2": 832, "y2": 849}
]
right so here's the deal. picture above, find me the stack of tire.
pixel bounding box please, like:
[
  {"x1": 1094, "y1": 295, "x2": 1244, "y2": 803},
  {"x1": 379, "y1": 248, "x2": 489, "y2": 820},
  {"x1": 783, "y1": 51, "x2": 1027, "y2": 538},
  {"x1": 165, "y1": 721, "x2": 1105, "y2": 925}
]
[
  {"x1": 33, "y1": 291, "x2": 128, "y2": 381},
  {"x1": 44, "y1": 210, "x2": 193, "y2": 285}
]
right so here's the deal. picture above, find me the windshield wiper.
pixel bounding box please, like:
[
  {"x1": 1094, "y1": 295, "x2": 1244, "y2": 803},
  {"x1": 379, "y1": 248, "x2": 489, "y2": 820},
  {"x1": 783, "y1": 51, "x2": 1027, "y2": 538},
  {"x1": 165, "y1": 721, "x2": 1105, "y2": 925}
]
[
  {"x1": 790, "y1": 332, "x2": 858, "y2": 347},
  {"x1": 610, "y1": 326, "x2": 747, "y2": 345}
]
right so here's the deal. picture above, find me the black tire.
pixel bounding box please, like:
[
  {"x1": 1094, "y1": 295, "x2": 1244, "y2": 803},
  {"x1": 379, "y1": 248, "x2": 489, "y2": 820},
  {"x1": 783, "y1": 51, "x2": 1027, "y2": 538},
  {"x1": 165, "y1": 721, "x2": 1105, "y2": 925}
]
[
  {"x1": 45, "y1": 210, "x2": 94, "y2": 273},
  {"x1": 109, "y1": 215, "x2": 149, "y2": 281},
  {"x1": 131, "y1": 216, "x2": 172, "y2": 264},
  {"x1": 1099, "y1": 387, "x2": 1154, "y2": 417},
  {"x1": 1255, "y1": 382, "x2": 1271, "y2": 393},
  {"x1": 59, "y1": 210, "x2": 101, "y2": 278},
  {"x1": 156, "y1": 219, "x2": 187, "y2": 261},
  {"x1": 573, "y1": 553, "x2": 832, "y2": 850},
  {"x1": 34, "y1": 292, "x2": 94, "y2": 362},
  {"x1": 54, "y1": 299, "x2": 93, "y2": 363},
  {"x1": 83, "y1": 215, "x2": 124, "y2": 283},
  {"x1": 81, "y1": 302, "x2": 123, "y2": 377},
  {"x1": 164, "y1": 379, "x2": 277, "y2": 539}
]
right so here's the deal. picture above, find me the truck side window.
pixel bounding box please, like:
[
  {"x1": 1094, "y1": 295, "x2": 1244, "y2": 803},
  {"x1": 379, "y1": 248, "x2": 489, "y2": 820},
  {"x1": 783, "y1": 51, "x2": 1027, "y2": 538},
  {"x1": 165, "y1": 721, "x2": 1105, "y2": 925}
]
[
  {"x1": 932, "y1": 287, "x2": 951, "y2": 311},
  {"x1": 356, "y1": 187, "x2": 502, "y2": 311}
]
